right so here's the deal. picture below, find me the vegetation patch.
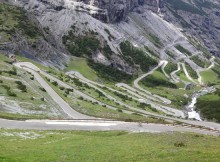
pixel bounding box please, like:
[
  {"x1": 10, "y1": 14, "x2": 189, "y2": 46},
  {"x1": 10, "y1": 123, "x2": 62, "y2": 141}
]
[
  {"x1": 0, "y1": 67, "x2": 17, "y2": 76},
  {"x1": 185, "y1": 63, "x2": 198, "y2": 79},
  {"x1": 148, "y1": 33, "x2": 163, "y2": 48},
  {"x1": 200, "y1": 69, "x2": 219, "y2": 85},
  {"x1": 0, "y1": 130, "x2": 220, "y2": 162},
  {"x1": 63, "y1": 30, "x2": 100, "y2": 57},
  {"x1": 176, "y1": 69, "x2": 191, "y2": 82},
  {"x1": 113, "y1": 91, "x2": 132, "y2": 102},
  {"x1": 191, "y1": 56, "x2": 205, "y2": 68},
  {"x1": 212, "y1": 65, "x2": 220, "y2": 79},
  {"x1": 141, "y1": 70, "x2": 177, "y2": 88},
  {"x1": 144, "y1": 46, "x2": 159, "y2": 58},
  {"x1": 166, "y1": 0, "x2": 206, "y2": 15},
  {"x1": 15, "y1": 81, "x2": 27, "y2": 92},
  {"x1": 215, "y1": 58, "x2": 220, "y2": 65},
  {"x1": 1, "y1": 85, "x2": 17, "y2": 97},
  {"x1": 120, "y1": 41, "x2": 157, "y2": 72},
  {"x1": 0, "y1": 112, "x2": 47, "y2": 120},
  {"x1": 166, "y1": 50, "x2": 176, "y2": 59},
  {"x1": 63, "y1": 29, "x2": 112, "y2": 59},
  {"x1": 191, "y1": 56, "x2": 210, "y2": 68},
  {"x1": 196, "y1": 88, "x2": 220, "y2": 122},
  {"x1": 175, "y1": 45, "x2": 192, "y2": 56},
  {"x1": 64, "y1": 57, "x2": 98, "y2": 81},
  {"x1": 88, "y1": 59, "x2": 133, "y2": 83},
  {"x1": 138, "y1": 102, "x2": 159, "y2": 113},
  {"x1": 0, "y1": 3, "x2": 41, "y2": 41},
  {"x1": 164, "y1": 63, "x2": 177, "y2": 75}
]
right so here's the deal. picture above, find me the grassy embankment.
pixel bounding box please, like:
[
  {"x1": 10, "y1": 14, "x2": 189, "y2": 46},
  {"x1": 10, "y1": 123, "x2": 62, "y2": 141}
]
[
  {"x1": 0, "y1": 129, "x2": 220, "y2": 162},
  {"x1": 200, "y1": 69, "x2": 219, "y2": 84}
]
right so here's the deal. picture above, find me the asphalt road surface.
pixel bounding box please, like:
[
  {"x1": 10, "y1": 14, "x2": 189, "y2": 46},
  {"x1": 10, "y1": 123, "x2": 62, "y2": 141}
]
[{"x1": 0, "y1": 118, "x2": 219, "y2": 136}]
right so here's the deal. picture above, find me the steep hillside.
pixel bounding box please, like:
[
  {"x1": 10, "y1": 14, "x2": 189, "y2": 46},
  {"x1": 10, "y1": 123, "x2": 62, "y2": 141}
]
[
  {"x1": 0, "y1": 55, "x2": 65, "y2": 119},
  {"x1": 2, "y1": 0, "x2": 218, "y2": 74},
  {"x1": 163, "y1": 0, "x2": 220, "y2": 57},
  {"x1": 0, "y1": 2, "x2": 68, "y2": 68},
  {"x1": 0, "y1": 1, "x2": 220, "y2": 123},
  {"x1": 1, "y1": 1, "x2": 220, "y2": 160}
]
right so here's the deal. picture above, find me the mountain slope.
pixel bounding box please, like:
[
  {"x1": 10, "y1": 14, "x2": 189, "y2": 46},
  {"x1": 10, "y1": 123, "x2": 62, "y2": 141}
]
[
  {"x1": 2, "y1": 0, "x2": 219, "y2": 73},
  {"x1": 0, "y1": 1, "x2": 220, "y2": 123}
]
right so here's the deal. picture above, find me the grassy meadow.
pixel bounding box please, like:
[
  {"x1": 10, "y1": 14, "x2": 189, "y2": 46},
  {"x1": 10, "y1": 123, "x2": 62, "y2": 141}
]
[{"x1": 0, "y1": 129, "x2": 220, "y2": 162}]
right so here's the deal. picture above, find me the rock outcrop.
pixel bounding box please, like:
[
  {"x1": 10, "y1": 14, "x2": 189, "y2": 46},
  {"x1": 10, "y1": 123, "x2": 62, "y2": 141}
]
[
  {"x1": 162, "y1": 0, "x2": 220, "y2": 56},
  {"x1": 2, "y1": 0, "x2": 219, "y2": 73},
  {"x1": 7, "y1": 0, "x2": 163, "y2": 23},
  {"x1": 78, "y1": 0, "x2": 164, "y2": 22}
]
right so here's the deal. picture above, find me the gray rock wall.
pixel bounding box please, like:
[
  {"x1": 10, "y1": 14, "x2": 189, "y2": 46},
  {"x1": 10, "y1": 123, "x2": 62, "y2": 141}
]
[
  {"x1": 77, "y1": 0, "x2": 163, "y2": 22},
  {"x1": 6, "y1": 0, "x2": 163, "y2": 22}
]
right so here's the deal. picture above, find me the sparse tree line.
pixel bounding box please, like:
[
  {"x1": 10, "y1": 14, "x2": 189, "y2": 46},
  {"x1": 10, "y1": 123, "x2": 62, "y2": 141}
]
[
  {"x1": 0, "y1": 67, "x2": 17, "y2": 76},
  {"x1": 120, "y1": 41, "x2": 157, "y2": 72},
  {"x1": 142, "y1": 75, "x2": 177, "y2": 88},
  {"x1": 196, "y1": 88, "x2": 220, "y2": 123}
]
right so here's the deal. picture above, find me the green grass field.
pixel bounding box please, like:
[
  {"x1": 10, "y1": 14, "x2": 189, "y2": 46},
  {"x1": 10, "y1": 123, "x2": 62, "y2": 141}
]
[
  {"x1": 64, "y1": 57, "x2": 98, "y2": 81},
  {"x1": 176, "y1": 69, "x2": 191, "y2": 82},
  {"x1": 0, "y1": 129, "x2": 220, "y2": 162},
  {"x1": 200, "y1": 69, "x2": 219, "y2": 84},
  {"x1": 141, "y1": 70, "x2": 177, "y2": 88}
]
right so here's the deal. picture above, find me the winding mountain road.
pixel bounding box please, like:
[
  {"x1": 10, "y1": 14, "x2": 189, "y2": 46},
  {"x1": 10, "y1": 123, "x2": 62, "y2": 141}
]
[
  {"x1": 197, "y1": 56, "x2": 215, "y2": 84},
  {"x1": 14, "y1": 62, "x2": 181, "y2": 119},
  {"x1": 67, "y1": 71, "x2": 184, "y2": 117},
  {"x1": 133, "y1": 60, "x2": 172, "y2": 105},
  {"x1": 170, "y1": 63, "x2": 181, "y2": 83},
  {"x1": 0, "y1": 61, "x2": 217, "y2": 136},
  {"x1": 14, "y1": 62, "x2": 93, "y2": 119}
]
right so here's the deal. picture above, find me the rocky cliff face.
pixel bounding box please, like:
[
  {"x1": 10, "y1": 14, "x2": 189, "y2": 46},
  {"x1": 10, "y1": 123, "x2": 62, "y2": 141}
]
[
  {"x1": 79, "y1": 0, "x2": 164, "y2": 22},
  {"x1": 7, "y1": 0, "x2": 162, "y2": 23},
  {"x1": 1, "y1": 0, "x2": 219, "y2": 74},
  {"x1": 162, "y1": 0, "x2": 220, "y2": 57},
  {"x1": 2, "y1": 0, "x2": 164, "y2": 73}
]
